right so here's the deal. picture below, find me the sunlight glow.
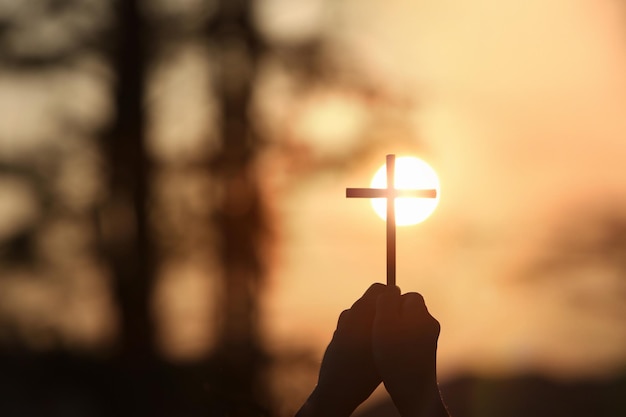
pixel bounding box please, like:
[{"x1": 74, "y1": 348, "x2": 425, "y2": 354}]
[{"x1": 370, "y1": 156, "x2": 440, "y2": 226}]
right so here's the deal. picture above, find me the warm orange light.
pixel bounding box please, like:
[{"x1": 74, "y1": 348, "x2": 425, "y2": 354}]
[{"x1": 370, "y1": 156, "x2": 440, "y2": 225}]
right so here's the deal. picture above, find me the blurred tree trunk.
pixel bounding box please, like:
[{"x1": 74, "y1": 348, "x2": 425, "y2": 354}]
[
  {"x1": 101, "y1": 0, "x2": 155, "y2": 362},
  {"x1": 208, "y1": 0, "x2": 271, "y2": 415}
]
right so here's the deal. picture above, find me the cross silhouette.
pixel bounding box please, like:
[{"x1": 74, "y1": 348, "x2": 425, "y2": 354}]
[{"x1": 346, "y1": 154, "x2": 438, "y2": 287}]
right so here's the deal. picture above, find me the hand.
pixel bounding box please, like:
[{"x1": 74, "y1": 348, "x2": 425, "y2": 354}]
[
  {"x1": 373, "y1": 289, "x2": 448, "y2": 417},
  {"x1": 297, "y1": 283, "x2": 386, "y2": 417}
]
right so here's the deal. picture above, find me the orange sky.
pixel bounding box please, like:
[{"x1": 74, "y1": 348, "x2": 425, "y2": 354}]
[
  {"x1": 264, "y1": 0, "x2": 626, "y2": 381},
  {"x1": 1, "y1": 0, "x2": 625, "y2": 382}
]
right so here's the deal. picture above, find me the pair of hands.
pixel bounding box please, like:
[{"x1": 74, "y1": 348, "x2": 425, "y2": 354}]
[{"x1": 297, "y1": 283, "x2": 447, "y2": 417}]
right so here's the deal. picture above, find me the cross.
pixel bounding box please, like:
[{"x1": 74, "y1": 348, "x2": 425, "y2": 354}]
[{"x1": 346, "y1": 154, "x2": 438, "y2": 287}]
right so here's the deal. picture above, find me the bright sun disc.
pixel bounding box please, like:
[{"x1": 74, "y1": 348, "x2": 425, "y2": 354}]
[{"x1": 370, "y1": 156, "x2": 440, "y2": 226}]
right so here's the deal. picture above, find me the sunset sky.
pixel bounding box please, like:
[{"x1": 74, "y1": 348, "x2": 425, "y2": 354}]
[
  {"x1": 0, "y1": 0, "x2": 625, "y2": 389},
  {"x1": 264, "y1": 0, "x2": 626, "y2": 382}
]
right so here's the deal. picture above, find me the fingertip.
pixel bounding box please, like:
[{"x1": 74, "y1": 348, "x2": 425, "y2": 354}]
[
  {"x1": 369, "y1": 282, "x2": 387, "y2": 294},
  {"x1": 362, "y1": 282, "x2": 385, "y2": 296},
  {"x1": 403, "y1": 291, "x2": 425, "y2": 301},
  {"x1": 353, "y1": 283, "x2": 387, "y2": 308},
  {"x1": 337, "y1": 309, "x2": 351, "y2": 328},
  {"x1": 402, "y1": 292, "x2": 428, "y2": 313}
]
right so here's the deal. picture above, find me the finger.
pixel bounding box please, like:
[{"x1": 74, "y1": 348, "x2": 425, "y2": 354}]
[
  {"x1": 346, "y1": 284, "x2": 388, "y2": 332},
  {"x1": 337, "y1": 284, "x2": 387, "y2": 334},
  {"x1": 351, "y1": 283, "x2": 387, "y2": 310},
  {"x1": 363, "y1": 282, "x2": 387, "y2": 299},
  {"x1": 402, "y1": 293, "x2": 441, "y2": 336},
  {"x1": 336, "y1": 309, "x2": 351, "y2": 328},
  {"x1": 401, "y1": 292, "x2": 429, "y2": 316},
  {"x1": 350, "y1": 285, "x2": 386, "y2": 328},
  {"x1": 375, "y1": 286, "x2": 402, "y2": 323}
]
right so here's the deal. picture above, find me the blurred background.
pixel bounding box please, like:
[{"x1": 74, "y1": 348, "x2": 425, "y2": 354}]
[{"x1": 1, "y1": 0, "x2": 626, "y2": 416}]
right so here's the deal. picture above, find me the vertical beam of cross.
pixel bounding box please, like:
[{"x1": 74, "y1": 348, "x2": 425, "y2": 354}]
[
  {"x1": 386, "y1": 155, "x2": 396, "y2": 287},
  {"x1": 346, "y1": 154, "x2": 438, "y2": 287}
]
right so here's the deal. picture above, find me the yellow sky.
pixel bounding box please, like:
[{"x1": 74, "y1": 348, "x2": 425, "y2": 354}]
[{"x1": 265, "y1": 0, "x2": 626, "y2": 380}]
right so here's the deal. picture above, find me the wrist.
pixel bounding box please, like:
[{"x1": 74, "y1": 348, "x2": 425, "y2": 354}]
[
  {"x1": 295, "y1": 386, "x2": 355, "y2": 417},
  {"x1": 387, "y1": 381, "x2": 448, "y2": 417}
]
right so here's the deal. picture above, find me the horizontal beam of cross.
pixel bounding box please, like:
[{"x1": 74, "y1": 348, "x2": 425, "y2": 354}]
[{"x1": 346, "y1": 188, "x2": 438, "y2": 198}]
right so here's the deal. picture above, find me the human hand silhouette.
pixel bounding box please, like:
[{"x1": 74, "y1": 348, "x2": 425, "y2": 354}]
[
  {"x1": 297, "y1": 283, "x2": 386, "y2": 417},
  {"x1": 373, "y1": 289, "x2": 448, "y2": 417},
  {"x1": 296, "y1": 284, "x2": 449, "y2": 417}
]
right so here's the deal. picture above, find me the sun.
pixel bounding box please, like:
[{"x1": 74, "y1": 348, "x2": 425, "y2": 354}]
[{"x1": 370, "y1": 156, "x2": 440, "y2": 226}]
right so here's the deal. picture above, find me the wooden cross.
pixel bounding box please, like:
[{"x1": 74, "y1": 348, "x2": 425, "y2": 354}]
[{"x1": 346, "y1": 154, "x2": 438, "y2": 287}]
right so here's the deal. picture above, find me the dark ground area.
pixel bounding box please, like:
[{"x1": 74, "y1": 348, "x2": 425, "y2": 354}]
[
  {"x1": 1, "y1": 351, "x2": 625, "y2": 417},
  {"x1": 0, "y1": 350, "x2": 213, "y2": 417},
  {"x1": 358, "y1": 371, "x2": 626, "y2": 417},
  {"x1": 440, "y1": 372, "x2": 626, "y2": 417}
]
